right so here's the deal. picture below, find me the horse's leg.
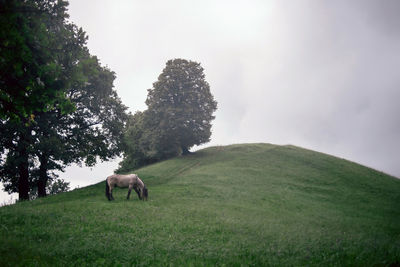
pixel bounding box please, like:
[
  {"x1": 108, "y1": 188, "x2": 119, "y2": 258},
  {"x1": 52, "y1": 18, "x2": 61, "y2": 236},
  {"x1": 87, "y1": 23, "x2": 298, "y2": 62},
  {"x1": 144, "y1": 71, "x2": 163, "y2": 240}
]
[
  {"x1": 110, "y1": 185, "x2": 115, "y2": 200},
  {"x1": 133, "y1": 186, "x2": 141, "y2": 200},
  {"x1": 127, "y1": 184, "x2": 132, "y2": 200},
  {"x1": 106, "y1": 178, "x2": 111, "y2": 201}
]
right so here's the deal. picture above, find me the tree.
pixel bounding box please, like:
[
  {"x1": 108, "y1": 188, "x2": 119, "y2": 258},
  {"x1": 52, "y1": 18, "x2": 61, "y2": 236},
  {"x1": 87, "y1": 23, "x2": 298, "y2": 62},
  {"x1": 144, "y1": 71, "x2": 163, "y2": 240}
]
[
  {"x1": 30, "y1": 54, "x2": 128, "y2": 197},
  {"x1": 0, "y1": 0, "x2": 86, "y2": 200},
  {"x1": 118, "y1": 59, "x2": 217, "y2": 171},
  {"x1": 47, "y1": 178, "x2": 70, "y2": 195},
  {"x1": 29, "y1": 178, "x2": 70, "y2": 200},
  {"x1": 117, "y1": 111, "x2": 164, "y2": 172},
  {"x1": 0, "y1": 0, "x2": 128, "y2": 199},
  {"x1": 1, "y1": 53, "x2": 128, "y2": 199},
  {"x1": 0, "y1": 121, "x2": 34, "y2": 199},
  {"x1": 117, "y1": 112, "x2": 149, "y2": 172},
  {"x1": 145, "y1": 59, "x2": 217, "y2": 154}
]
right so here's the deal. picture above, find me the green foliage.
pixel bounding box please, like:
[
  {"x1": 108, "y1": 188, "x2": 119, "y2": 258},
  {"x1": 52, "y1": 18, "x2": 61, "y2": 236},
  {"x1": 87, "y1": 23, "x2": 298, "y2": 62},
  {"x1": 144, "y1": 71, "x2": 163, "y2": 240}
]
[
  {"x1": 146, "y1": 59, "x2": 217, "y2": 152},
  {"x1": 0, "y1": 0, "x2": 128, "y2": 199},
  {"x1": 29, "y1": 178, "x2": 70, "y2": 199},
  {"x1": 119, "y1": 59, "x2": 217, "y2": 171},
  {"x1": 0, "y1": 53, "x2": 128, "y2": 197},
  {"x1": 0, "y1": 0, "x2": 85, "y2": 121},
  {"x1": 117, "y1": 112, "x2": 157, "y2": 173},
  {"x1": 1, "y1": 144, "x2": 399, "y2": 265},
  {"x1": 0, "y1": 0, "x2": 86, "y2": 200},
  {"x1": 47, "y1": 178, "x2": 70, "y2": 195}
]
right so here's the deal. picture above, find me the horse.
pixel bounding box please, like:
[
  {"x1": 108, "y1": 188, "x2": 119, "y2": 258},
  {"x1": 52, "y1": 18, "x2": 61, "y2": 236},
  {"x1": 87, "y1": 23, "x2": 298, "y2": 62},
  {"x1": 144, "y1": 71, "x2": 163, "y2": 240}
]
[{"x1": 105, "y1": 174, "x2": 148, "y2": 201}]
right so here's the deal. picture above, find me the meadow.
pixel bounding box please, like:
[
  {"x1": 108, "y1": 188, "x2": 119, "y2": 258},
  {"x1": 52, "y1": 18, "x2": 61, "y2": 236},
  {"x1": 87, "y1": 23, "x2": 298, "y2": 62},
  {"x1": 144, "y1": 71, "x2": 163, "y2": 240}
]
[{"x1": 0, "y1": 143, "x2": 399, "y2": 266}]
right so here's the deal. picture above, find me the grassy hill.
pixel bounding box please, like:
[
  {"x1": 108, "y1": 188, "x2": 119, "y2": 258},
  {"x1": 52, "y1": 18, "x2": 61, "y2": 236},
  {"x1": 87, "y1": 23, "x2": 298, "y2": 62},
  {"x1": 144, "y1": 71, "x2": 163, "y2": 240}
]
[{"x1": 0, "y1": 143, "x2": 399, "y2": 266}]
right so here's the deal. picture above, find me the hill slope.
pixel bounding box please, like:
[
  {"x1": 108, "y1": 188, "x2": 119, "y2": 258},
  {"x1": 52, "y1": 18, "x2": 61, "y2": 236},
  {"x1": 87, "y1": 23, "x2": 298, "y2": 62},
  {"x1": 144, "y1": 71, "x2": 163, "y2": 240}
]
[{"x1": 1, "y1": 143, "x2": 399, "y2": 266}]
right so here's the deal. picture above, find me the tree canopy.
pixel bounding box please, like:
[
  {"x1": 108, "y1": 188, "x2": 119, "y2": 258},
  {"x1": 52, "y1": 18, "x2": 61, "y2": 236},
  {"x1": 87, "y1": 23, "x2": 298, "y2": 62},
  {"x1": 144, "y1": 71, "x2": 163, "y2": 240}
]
[
  {"x1": 118, "y1": 59, "x2": 217, "y2": 172},
  {"x1": 0, "y1": 0, "x2": 83, "y2": 122},
  {"x1": 0, "y1": 0, "x2": 128, "y2": 200}
]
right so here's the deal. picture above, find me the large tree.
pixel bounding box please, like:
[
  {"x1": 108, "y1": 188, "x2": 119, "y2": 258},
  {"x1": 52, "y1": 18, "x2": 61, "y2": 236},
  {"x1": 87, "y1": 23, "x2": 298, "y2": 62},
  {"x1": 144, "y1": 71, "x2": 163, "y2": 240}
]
[
  {"x1": 0, "y1": 0, "x2": 128, "y2": 199},
  {"x1": 118, "y1": 59, "x2": 217, "y2": 171},
  {"x1": 145, "y1": 59, "x2": 217, "y2": 154},
  {"x1": 0, "y1": 0, "x2": 84, "y2": 200},
  {"x1": 30, "y1": 54, "x2": 128, "y2": 197}
]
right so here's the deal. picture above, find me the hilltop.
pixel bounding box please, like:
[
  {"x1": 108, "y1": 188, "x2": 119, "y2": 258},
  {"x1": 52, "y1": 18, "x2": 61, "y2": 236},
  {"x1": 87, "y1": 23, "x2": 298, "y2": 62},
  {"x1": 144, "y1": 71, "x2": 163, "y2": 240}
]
[{"x1": 0, "y1": 143, "x2": 399, "y2": 266}]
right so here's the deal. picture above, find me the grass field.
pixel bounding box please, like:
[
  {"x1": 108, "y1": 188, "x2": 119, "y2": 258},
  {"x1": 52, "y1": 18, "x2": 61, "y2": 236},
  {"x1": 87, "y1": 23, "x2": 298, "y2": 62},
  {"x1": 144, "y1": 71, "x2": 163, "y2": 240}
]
[{"x1": 0, "y1": 143, "x2": 399, "y2": 266}]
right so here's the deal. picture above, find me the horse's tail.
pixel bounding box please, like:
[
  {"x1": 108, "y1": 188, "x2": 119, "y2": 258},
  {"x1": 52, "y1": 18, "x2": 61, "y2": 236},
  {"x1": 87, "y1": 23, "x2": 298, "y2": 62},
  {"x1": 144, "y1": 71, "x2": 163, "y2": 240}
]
[{"x1": 105, "y1": 177, "x2": 111, "y2": 201}]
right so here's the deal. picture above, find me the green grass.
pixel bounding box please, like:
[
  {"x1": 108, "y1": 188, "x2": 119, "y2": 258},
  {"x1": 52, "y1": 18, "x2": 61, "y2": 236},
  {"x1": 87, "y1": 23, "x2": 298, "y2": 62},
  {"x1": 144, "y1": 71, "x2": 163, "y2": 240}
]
[{"x1": 1, "y1": 143, "x2": 399, "y2": 266}]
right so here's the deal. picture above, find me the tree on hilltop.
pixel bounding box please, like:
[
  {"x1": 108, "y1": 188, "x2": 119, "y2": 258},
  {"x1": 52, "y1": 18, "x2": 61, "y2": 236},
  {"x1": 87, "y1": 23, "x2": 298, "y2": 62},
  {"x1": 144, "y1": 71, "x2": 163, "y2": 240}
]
[
  {"x1": 118, "y1": 59, "x2": 217, "y2": 171},
  {"x1": 146, "y1": 59, "x2": 218, "y2": 155}
]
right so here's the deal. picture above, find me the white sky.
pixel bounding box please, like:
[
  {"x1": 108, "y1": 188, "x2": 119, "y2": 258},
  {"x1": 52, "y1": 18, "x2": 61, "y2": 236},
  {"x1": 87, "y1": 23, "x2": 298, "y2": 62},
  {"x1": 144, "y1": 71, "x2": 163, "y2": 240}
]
[{"x1": 2, "y1": 0, "x2": 400, "y2": 204}]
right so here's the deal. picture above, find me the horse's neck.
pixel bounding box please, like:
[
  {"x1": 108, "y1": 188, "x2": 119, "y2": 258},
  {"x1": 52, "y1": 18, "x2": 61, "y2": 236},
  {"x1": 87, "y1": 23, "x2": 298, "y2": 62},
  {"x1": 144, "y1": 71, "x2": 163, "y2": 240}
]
[{"x1": 136, "y1": 177, "x2": 144, "y2": 189}]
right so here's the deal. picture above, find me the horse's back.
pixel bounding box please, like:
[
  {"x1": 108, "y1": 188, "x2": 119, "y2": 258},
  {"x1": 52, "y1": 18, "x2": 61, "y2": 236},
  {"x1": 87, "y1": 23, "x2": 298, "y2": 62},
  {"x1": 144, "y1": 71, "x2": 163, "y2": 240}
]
[{"x1": 107, "y1": 174, "x2": 137, "y2": 188}]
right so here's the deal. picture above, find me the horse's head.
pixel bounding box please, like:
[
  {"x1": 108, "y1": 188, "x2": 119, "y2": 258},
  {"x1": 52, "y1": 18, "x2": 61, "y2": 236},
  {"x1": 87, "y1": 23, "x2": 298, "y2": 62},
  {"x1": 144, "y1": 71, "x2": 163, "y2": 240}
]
[{"x1": 142, "y1": 186, "x2": 148, "y2": 201}]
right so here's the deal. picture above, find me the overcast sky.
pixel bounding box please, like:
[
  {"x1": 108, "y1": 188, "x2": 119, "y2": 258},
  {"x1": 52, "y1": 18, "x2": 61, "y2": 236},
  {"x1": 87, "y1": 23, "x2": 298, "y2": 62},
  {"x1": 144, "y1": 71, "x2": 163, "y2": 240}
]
[{"x1": 2, "y1": 0, "x2": 400, "y2": 203}]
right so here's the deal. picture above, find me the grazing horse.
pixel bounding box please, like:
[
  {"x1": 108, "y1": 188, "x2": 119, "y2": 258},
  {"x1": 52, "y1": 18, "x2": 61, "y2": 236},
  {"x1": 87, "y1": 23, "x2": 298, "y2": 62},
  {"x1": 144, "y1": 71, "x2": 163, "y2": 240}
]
[{"x1": 105, "y1": 174, "x2": 148, "y2": 201}]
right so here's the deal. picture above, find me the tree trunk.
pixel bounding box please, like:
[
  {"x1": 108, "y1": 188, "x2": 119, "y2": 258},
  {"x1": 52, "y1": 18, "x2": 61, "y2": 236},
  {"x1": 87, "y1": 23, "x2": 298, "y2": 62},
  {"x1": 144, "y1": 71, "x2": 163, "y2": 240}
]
[
  {"x1": 16, "y1": 125, "x2": 32, "y2": 201},
  {"x1": 37, "y1": 155, "x2": 48, "y2": 198},
  {"x1": 181, "y1": 146, "x2": 191, "y2": 155},
  {"x1": 18, "y1": 162, "x2": 29, "y2": 201},
  {"x1": 17, "y1": 144, "x2": 30, "y2": 201}
]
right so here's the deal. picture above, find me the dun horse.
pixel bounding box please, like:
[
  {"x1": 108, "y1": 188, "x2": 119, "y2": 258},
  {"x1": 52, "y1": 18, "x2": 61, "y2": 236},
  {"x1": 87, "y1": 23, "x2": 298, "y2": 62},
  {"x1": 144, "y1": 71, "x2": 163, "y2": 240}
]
[{"x1": 106, "y1": 174, "x2": 148, "y2": 201}]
